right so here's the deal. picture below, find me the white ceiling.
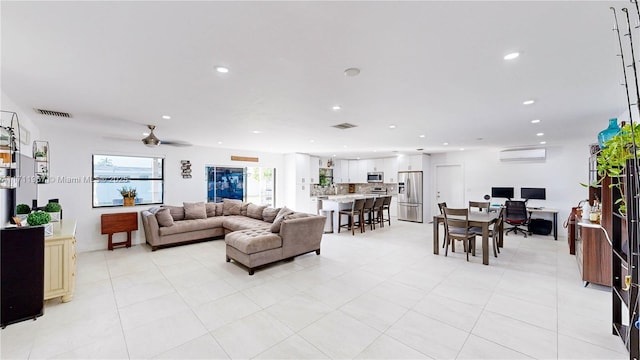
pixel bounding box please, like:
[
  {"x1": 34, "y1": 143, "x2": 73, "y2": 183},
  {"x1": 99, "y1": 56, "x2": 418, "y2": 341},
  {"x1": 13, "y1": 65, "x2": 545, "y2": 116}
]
[{"x1": 0, "y1": 1, "x2": 633, "y2": 159}]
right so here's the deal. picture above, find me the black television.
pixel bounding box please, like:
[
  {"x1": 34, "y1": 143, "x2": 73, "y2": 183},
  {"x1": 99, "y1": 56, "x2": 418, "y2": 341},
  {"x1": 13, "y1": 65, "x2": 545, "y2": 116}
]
[
  {"x1": 521, "y1": 187, "x2": 546, "y2": 200},
  {"x1": 491, "y1": 187, "x2": 514, "y2": 199}
]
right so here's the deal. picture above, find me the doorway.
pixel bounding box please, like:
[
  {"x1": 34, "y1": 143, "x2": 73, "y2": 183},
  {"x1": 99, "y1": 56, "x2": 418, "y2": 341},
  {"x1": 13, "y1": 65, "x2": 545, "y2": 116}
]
[{"x1": 434, "y1": 164, "x2": 464, "y2": 214}]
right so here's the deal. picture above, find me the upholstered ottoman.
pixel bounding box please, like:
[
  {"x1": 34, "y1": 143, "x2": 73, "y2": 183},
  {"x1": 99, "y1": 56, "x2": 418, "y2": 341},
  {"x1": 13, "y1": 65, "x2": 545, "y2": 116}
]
[{"x1": 225, "y1": 228, "x2": 283, "y2": 275}]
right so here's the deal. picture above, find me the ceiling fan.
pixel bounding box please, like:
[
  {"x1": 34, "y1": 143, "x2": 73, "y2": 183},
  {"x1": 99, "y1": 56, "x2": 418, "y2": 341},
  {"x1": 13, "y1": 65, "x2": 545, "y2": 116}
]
[{"x1": 141, "y1": 125, "x2": 191, "y2": 147}]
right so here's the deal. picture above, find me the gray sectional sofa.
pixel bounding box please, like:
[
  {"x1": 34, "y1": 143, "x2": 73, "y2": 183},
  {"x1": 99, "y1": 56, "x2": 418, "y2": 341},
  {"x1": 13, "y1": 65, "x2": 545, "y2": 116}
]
[{"x1": 141, "y1": 199, "x2": 326, "y2": 274}]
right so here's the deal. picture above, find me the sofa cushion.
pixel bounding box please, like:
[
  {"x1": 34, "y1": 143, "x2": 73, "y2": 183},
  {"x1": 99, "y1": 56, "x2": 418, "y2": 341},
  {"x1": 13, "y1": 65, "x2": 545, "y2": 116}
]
[
  {"x1": 205, "y1": 202, "x2": 218, "y2": 217},
  {"x1": 155, "y1": 208, "x2": 174, "y2": 227},
  {"x1": 241, "y1": 202, "x2": 251, "y2": 216},
  {"x1": 163, "y1": 205, "x2": 185, "y2": 221},
  {"x1": 149, "y1": 206, "x2": 161, "y2": 215},
  {"x1": 270, "y1": 206, "x2": 295, "y2": 233},
  {"x1": 215, "y1": 202, "x2": 224, "y2": 216},
  {"x1": 225, "y1": 228, "x2": 282, "y2": 254},
  {"x1": 223, "y1": 215, "x2": 271, "y2": 232},
  {"x1": 223, "y1": 199, "x2": 242, "y2": 216},
  {"x1": 285, "y1": 212, "x2": 310, "y2": 220},
  {"x1": 184, "y1": 202, "x2": 207, "y2": 220},
  {"x1": 159, "y1": 217, "x2": 225, "y2": 236},
  {"x1": 247, "y1": 204, "x2": 267, "y2": 220},
  {"x1": 262, "y1": 207, "x2": 280, "y2": 223}
]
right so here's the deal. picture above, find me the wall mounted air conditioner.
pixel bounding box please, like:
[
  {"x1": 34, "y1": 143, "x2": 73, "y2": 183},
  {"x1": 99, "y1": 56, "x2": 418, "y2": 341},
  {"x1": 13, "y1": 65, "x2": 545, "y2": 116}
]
[{"x1": 499, "y1": 148, "x2": 546, "y2": 161}]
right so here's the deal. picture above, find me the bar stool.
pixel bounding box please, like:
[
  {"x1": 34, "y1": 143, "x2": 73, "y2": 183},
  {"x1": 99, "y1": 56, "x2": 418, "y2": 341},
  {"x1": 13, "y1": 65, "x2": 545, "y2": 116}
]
[
  {"x1": 338, "y1": 198, "x2": 366, "y2": 235},
  {"x1": 372, "y1": 197, "x2": 385, "y2": 229},
  {"x1": 362, "y1": 197, "x2": 376, "y2": 231},
  {"x1": 381, "y1": 196, "x2": 392, "y2": 227}
]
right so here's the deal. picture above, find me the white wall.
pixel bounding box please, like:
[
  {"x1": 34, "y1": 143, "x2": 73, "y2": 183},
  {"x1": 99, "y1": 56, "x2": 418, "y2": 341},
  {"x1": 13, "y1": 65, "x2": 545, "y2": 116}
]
[
  {"x1": 1, "y1": 94, "x2": 41, "y2": 157},
  {"x1": 34, "y1": 122, "x2": 285, "y2": 252},
  {"x1": 430, "y1": 140, "x2": 591, "y2": 238}
]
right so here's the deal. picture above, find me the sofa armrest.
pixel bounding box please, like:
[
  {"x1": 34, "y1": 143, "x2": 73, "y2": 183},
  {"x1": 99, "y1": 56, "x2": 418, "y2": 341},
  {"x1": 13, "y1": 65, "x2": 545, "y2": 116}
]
[
  {"x1": 279, "y1": 215, "x2": 326, "y2": 258},
  {"x1": 141, "y1": 210, "x2": 160, "y2": 246}
]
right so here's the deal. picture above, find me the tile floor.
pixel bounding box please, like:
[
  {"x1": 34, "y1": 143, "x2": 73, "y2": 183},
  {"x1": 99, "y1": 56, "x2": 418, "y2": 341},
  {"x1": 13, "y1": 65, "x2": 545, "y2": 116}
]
[{"x1": 0, "y1": 219, "x2": 629, "y2": 359}]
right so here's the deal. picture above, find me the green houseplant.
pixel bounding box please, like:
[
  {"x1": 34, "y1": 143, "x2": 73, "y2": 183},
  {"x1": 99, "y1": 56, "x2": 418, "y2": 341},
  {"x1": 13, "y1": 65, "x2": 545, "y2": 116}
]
[
  {"x1": 27, "y1": 210, "x2": 53, "y2": 236},
  {"x1": 16, "y1": 203, "x2": 31, "y2": 215},
  {"x1": 44, "y1": 202, "x2": 62, "y2": 222},
  {"x1": 591, "y1": 122, "x2": 640, "y2": 215},
  {"x1": 118, "y1": 186, "x2": 136, "y2": 206}
]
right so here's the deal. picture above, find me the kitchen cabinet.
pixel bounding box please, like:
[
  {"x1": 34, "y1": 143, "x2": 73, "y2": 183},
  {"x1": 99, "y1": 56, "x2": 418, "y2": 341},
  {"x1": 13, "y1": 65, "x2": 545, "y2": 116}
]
[
  {"x1": 384, "y1": 157, "x2": 398, "y2": 183},
  {"x1": 295, "y1": 153, "x2": 311, "y2": 184},
  {"x1": 310, "y1": 156, "x2": 320, "y2": 184},
  {"x1": 371, "y1": 159, "x2": 384, "y2": 172},
  {"x1": 333, "y1": 160, "x2": 348, "y2": 183}
]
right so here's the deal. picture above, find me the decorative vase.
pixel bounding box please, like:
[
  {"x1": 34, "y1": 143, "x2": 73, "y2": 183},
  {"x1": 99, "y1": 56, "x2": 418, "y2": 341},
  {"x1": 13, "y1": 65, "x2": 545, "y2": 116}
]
[
  {"x1": 123, "y1": 197, "x2": 135, "y2": 206},
  {"x1": 43, "y1": 223, "x2": 54, "y2": 237},
  {"x1": 598, "y1": 118, "x2": 620, "y2": 149},
  {"x1": 48, "y1": 211, "x2": 60, "y2": 222}
]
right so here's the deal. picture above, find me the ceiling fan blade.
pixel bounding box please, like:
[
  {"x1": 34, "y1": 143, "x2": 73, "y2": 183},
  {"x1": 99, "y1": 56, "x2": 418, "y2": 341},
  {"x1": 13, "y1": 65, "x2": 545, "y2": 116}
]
[{"x1": 161, "y1": 140, "x2": 192, "y2": 147}]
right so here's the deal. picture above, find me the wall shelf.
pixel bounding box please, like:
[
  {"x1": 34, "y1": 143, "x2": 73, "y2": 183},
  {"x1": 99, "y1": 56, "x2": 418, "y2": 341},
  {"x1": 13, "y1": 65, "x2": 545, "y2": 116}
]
[{"x1": 32, "y1": 140, "x2": 49, "y2": 184}]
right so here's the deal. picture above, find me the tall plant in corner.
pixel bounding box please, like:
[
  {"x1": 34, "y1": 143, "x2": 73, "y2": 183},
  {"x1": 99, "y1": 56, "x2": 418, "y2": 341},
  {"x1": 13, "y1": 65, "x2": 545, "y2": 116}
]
[{"x1": 594, "y1": 123, "x2": 640, "y2": 215}]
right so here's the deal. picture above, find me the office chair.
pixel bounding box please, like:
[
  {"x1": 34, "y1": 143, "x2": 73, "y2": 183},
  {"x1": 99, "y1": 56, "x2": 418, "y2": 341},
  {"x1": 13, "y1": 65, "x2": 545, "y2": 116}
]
[{"x1": 504, "y1": 200, "x2": 529, "y2": 237}]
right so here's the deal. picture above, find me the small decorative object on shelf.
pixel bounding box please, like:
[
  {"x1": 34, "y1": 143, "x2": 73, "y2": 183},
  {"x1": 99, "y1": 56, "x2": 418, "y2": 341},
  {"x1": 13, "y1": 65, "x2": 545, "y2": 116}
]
[
  {"x1": 16, "y1": 203, "x2": 31, "y2": 224},
  {"x1": 27, "y1": 210, "x2": 52, "y2": 237},
  {"x1": 597, "y1": 118, "x2": 620, "y2": 149},
  {"x1": 181, "y1": 160, "x2": 192, "y2": 179},
  {"x1": 44, "y1": 202, "x2": 61, "y2": 222},
  {"x1": 118, "y1": 186, "x2": 136, "y2": 206},
  {"x1": 32, "y1": 140, "x2": 50, "y2": 184}
]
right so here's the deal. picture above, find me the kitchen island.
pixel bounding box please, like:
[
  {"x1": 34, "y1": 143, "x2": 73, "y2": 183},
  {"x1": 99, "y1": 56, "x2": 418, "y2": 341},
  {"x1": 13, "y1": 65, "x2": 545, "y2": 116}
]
[{"x1": 321, "y1": 195, "x2": 372, "y2": 233}]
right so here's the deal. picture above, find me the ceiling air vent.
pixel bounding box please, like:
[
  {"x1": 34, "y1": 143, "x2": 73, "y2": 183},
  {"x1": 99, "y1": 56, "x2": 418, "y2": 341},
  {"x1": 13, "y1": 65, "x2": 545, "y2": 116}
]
[
  {"x1": 332, "y1": 123, "x2": 357, "y2": 130},
  {"x1": 35, "y1": 109, "x2": 71, "y2": 118}
]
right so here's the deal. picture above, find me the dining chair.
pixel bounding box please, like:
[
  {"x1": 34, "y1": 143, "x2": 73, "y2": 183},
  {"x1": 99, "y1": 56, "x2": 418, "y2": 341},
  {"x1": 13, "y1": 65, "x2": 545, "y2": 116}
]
[
  {"x1": 438, "y1": 202, "x2": 448, "y2": 248},
  {"x1": 338, "y1": 198, "x2": 366, "y2": 235},
  {"x1": 488, "y1": 206, "x2": 504, "y2": 257},
  {"x1": 372, "y1": 196, "x2": 386, "y2": 229},
  {"x1": 469, "y1": 201, "x2": 490, "y2": 212},
  {"x1": 381, "y1": 196, "x2": 392, "y2": 227},
  {"x1": 362, "y1": 197, "x2": 376, "y2": 231},
  {"x1": 442, "y1": 207, "x2": 476, "y2": 261},
  {"x1": 504, "y1": 200, "x2": 529, "y2": 237}
]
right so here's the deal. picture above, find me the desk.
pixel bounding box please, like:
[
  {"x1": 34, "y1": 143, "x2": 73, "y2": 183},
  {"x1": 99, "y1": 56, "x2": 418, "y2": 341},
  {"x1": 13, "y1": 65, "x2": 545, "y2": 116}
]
[
  {"x1": 433, "y1": 212, "x2": 500, "y2": 265},
  {"x1": 527, "y1": 208, "x2": 559, "y2": 240}
]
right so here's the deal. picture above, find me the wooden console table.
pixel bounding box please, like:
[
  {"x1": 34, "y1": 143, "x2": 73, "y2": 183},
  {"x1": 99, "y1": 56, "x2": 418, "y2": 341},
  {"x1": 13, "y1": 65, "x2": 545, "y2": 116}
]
[{"x1": 101, "y1": 212, "x2": 138, "y2": 250}]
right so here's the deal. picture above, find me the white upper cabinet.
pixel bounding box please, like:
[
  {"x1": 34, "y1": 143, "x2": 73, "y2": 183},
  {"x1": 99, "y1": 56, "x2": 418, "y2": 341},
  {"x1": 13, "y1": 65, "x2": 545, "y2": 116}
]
[
  {"x1": 295, "y1": 153, "x2": 311, "y2": 184},
  {"x1": 310, "y1": 156, "x2": 320, "y2": 184},
  {"x1": 383, "y1": 157, "x2": 399, "y2": 183},
  {"x1": 397, "y1": 154, "x2": 424, "y2": 171},
  {"x1": 371, "y1": 158, "x2": 384, "y2": 172},
  {"x1": 334, "y1": 159, "x2": 348, "y2": 183}
]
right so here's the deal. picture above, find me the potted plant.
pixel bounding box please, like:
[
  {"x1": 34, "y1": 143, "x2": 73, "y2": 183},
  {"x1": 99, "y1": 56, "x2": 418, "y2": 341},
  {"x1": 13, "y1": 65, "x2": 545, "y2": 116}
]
[
  {"x1": 591, "y1": 122, "x2": 640, "y2": 215},
  {"x1": 44, "y1": 201, "x2": 62, "y2": 222},
  {"x1": 27, "y1": 210, "x2": 53, "y2": 236},
  {"x1": 16, "y1": 203, "x2": 31, "y2": 223},
  {"x1": 34, "y1": 150, "x2": 47, "y2": 160},
  {"x1": 118, "y1": 186, "x2": 137, "y2": 206}
]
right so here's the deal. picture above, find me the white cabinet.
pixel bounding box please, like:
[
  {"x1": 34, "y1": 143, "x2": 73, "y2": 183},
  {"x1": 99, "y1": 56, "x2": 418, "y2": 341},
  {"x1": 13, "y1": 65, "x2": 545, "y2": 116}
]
[
  {"x1": 383, "y1": 157, "x2": 398, "y2": 183},
  {"x1": 334, "y1": 160, "x2": 348, "y2": 183},
  {"x1": 356, "y1": 161, "x2": 367, "y2": 183},
  {"x1": 371, "y1": 159, "x2": 384, "y2": 172},
  {"x1": 390, "y1": 196, "x2": 398, "y2": 218},
  {"x1": 310, "y1": 156, "x2": 320, "y2": 184},
  {"x1": 397, "y1": 154, "x2": 426, "y2": 171}
]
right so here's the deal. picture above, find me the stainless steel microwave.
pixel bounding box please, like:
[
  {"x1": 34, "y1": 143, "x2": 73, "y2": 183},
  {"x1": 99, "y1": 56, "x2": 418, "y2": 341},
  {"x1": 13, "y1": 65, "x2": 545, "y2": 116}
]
[{"x1": 367, "y1": 172, "x2": 384, "y2": 183}]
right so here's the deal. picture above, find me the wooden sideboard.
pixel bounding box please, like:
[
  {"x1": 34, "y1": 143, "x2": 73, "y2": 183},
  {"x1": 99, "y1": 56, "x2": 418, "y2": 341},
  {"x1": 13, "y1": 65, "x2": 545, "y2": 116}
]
[
  {"x1": 576, "y1": 219, "x2": 611, "y2": 287},
  {"x1": 44, "y1": 219, "x2": 77, "y2": 302}
]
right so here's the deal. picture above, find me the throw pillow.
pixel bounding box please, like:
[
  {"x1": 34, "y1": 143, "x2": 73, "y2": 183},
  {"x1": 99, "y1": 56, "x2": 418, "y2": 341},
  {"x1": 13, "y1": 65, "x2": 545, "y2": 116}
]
[
  {"x1": 223, "y1": 199, "x2": 242, "y2": 216},
  {"x1": 148, "y1": 206, "x2": 161, "y2": 215},
  {"x1": 247, "y1": 204, "x2": 268, "y2": 220},
  {"x1": 155, "y1": 208, "x2": 174, "y2": 227},
  {"x1": 270, "y1": 206, "x2": 295, "y2": 233},
  {"x1": 241, "y1": 202, "x2": 251, "y2": 216},
  {"x1": 162, "y1": 205, "x2": 185, "y2": 221},
  {"x1": 184, "y1": 202, "x2": 207, "y2": 220},
  {"x1": 262, "y1": 207, "x2": 281, "y2": 223},
  {"x1": 205, "y1": 202, "x2": 218, "y2": 217}
]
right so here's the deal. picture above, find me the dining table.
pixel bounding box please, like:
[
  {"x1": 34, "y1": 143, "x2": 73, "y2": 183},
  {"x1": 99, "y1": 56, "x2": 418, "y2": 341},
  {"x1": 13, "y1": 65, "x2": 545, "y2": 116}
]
[{"x1": 433, "y1": 212, "x2": 502, "y2": 265}]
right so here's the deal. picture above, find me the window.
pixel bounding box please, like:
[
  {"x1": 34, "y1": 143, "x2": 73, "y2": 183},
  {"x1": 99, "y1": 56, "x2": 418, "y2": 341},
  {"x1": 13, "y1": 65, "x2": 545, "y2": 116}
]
[{"x1": 92, "y1": 155, "x2": 164, "y2": 207}]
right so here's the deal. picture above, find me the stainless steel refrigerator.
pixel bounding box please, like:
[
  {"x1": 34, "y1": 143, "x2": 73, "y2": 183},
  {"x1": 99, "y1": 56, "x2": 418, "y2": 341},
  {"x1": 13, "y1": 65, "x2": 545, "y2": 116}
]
[{"x1": 398, "y1": 171, "x2": 423, "y2": 222}]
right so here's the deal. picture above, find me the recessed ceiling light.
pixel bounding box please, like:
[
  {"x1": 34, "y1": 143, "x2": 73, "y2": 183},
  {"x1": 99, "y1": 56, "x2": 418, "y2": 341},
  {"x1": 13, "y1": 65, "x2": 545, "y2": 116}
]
[
  {"x1": 310, "y1": 139, "x2": 315, "y2": 143},
  {"x1": 332, "y1": 154, "x2": 337, "y2": 157},
  {"x1": 419, "y1": 134, "x2": 425, "y2": 138},
  {"x1": 252, "y1": 130, "x2": 262, "y2": 134},
  {"x1": 215, "y1": 66, "x2": 229, "y2": 73},
  {"x1": 443, "y1": 142, "x2": 449, "y2": 146},
  {"x1": 504, "y1": 52, "x2": 520, "y2": 60},
  {"x1": 523, "y1": 100, "x2": 535, "y2": 105},
  {"x1": 218, "y1": 141, "x2": 223, "y2": 145},
  {"x1": 356, "y1": 157, "x2": 361, "y2": 160},
  {"x1": 344, "y1": 67, "x2": 360, "y2": 77},
  {"x1": 389, "y1": 124, "x2": 396, "y2": 129},
  {"x1": 536, "y1": 132, "x2": 544, "y2": 136},
  {"x1": 161, "y1": 115, "x2": 171, "y2": 120},
  {"x1": 531, "y1": 119, "x2": 541, "y2": 124},
  {"x1": 459, "y1": 148, "x2": 465, "y2": 151},
  {"x1": 332, "y1": 105, "x2": 341, "y2": 111},
  {"x1": 142, "y1": 132, "x2": 149, "y2": 136},
  {"x1": 343, "y1": 145, "x2": 348, "y2": 148},
  {"x1": 540, "y1": 141, "x2": 547, "y2": 145}
]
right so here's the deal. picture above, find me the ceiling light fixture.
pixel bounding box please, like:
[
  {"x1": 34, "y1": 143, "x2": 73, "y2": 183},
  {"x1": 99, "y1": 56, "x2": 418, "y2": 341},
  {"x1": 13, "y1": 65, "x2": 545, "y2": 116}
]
[
  {"x1": 218, "y1": 141, "x2": 223, "y2": 145},
  {"x1": 252, "y1": 130, "x2": 262, "y2": 134},
  {"x1": 161, "y1": 115, "x2": 171, "y2": 120},
  {"x1": 419, "y1": 134, "x2": 425, "y2": 138},
  {"x1": 332, "y1": 105, "x2": 341, "y2": 111},
  {"x1": 344, "y1": 67, "x2": 360, "y2": 77},
  {"x1": 503, "y1": 52, "x2": 520, "y2": 60},
  {"x1": 443, "y1": 142, "x2": 449, "y2": 146},
  {"x1": 536, "y1": 132, "x2": 544, "y2": 136},
  {"x1": 459, "y1": 148, "x2": 465, "y2": 151},
  {"x1": 523, "y1": 100, "x2": 535, "y2": 105},
  {"x1": 389, "y1": 125, "x2": 396, "y2": 129},
  {"x1": 215, "y1": 66, "x2": 229, "y2": 73},
  {"x1": 540, "y1": 141, "x2": 547, "y2": 145},
  {"x1": 310, "y1": 139, "x2": 315, "y2": 143},
  {"x1": 531, "y1": 119, "x2": 541, "y2": 124},
  {"x1": 141, "y1": 125, "x2": 161, "y2": 147}
]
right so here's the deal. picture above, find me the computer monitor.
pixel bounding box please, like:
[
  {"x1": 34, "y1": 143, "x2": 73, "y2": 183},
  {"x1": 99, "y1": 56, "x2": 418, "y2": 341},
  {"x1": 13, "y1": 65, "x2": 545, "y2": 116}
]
[
  {"x1": 521, "y1": 187, "x2": 546, "y2": 200},
  {"x1": 491, "y1": 187, "x2": 514, "y2": 199}
]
